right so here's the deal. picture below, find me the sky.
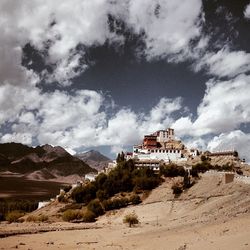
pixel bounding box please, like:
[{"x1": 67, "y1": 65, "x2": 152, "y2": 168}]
[{"x1": 0, "y1": 0, "x2": 250, "y2": 160}]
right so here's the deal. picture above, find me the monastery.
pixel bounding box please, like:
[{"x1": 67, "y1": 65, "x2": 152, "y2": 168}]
[{"x1": 126, "y1": 128, "x2": 199, "y2": 171}]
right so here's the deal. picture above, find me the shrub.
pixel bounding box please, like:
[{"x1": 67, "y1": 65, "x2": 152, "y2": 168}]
[
  {"x1": 57, "y1": 195, "x2": 68, "y2": 203},
  {"x1": 82, "y1": 210, "x2": 96, "y2": 222},
  {"x1": 26, "y1": 214, "x2": 48, "y2": 222},
  {"x1": 192, "y1": 162, "x2": 212, "y2": 173},
  {"x1": 236, "y1": 169, "x2": 243, "y2": 175},
  {"x1": 133, "y1": 176, "x2": 161, "y2": 190},
  {"x1": 87, "y1": 199, "x2": 104, "y2": 217},
  {"x1": 6, "y1": 211, "x2": 24, "y2": 223},
  {"x1": 62, "y1": 209, "x2": 97, "y2": 223},
  {"x1": 96, "y1": 190, "x2": 108, "y2": 201},
  {"x1": 171, "y1": 183, "x2": 183, "y2": 196},
  {"x1": 201, "y1": 155, "x2": 207, "y2": 162},
  {"x1": 62, "y1": 209, "x2": 83, "y2": 222},
  {"x1": 221, "y1": 163, "x2": 233, "y2": 171},
  {"x1": 130, "y1": 194, "x2": 141, "y2": 205},
  {"x1": 190, "y1": 167, "x2": 199, "y2": 177},
  {"x1": 63, "y1": 185, "x2": 72, "y2": 193},
  {"x1": 26, "y1": 215, "x2": 37, "y2": 222},
  {"x1": 123, "y1": 212, "x2": 139, "y2": 227},
  {"x1": 160, "y1": 164, "x2": 185, "y2": 177},
  {"x1": 38, "y1": 214, "x2": 48, "y2": 222},
  {"x1": 102, "y1": 197, "x2": 129, "y2": 211},
  {"x1": 59, "y1": 203, "x2": 82, "y2": 213}
]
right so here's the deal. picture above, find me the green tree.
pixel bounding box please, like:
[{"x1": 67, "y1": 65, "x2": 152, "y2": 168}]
[
  {"x1": 71, "y1": 183, "x2": 97, "y2": 204},
  {"x1": 87, "y1": 199, "x2": 104, "y2": 216}
]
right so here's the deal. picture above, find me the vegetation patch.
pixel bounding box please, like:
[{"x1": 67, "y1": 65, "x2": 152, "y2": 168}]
[
  {"x1": 59, "y1": 203, "x2": 83, "y2": 213},
  {"x1": 26, "y1": 214, "x2": 48, "y2": 222},
  {"x1": 87, "y1": 199, "x2": 104, "y2": 217},
  {"x1": 129, "y1": 194, "x2": 141, "y2": 205},
  {"x1": 0, "y1": 200, "x2": 38, "y2": 221},
  {"x1": 62, "y1": 208, "x2": 96, "y2": 223},
  {"x1": 102, "y1": 197, "x2": 129, "y2": 211},
  {"x1": 123, "y1": 212, "x2": 139, "y2": 227},
  {"x1": 62, "y1": 209, "x2": 84, "y2": 222},
  {"x1": 171, "y1": 183, "x2": 183, "y2": 196},
  {"x1": 69, "y1": 160, "x2": 161, "y2": 205},
  {"x1": 192, "y1": 161, "x2": 234, "y2": 174},
  {"x1": 160, "y1": 164, "x2": 185, "y2": 177},
  {"x1": 6, "y1": 210, "x2": 24, "y2": 223}
]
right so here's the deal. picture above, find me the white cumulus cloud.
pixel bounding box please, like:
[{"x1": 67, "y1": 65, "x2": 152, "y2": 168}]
[
  {"x1": 195, "y1": 48, "x2": 250, "y2": 78},
  {"x1": 172, "y1": 74, "x2": 250, "y2": 137},
  {"x1": 126, "y1": 0, "x2": 203, "y2": 61},
  {"x1": 244, "y1": 4, "x2": 250, "y2": 19}
]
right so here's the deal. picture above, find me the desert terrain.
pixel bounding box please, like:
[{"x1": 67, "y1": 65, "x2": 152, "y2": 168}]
[{"x1": 0, "y1": 172, "x2": 249, "y2": 250}]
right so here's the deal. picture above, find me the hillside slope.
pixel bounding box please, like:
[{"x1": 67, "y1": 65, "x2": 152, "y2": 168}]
[
  {"x1": 1, "y1": 173, "x2": 249, "y2": 250},
  {"x1": 0, "y1": 143, "x2": 96, "y2": 180},
  {"x1": 75, "y1": 150, "x2": 111, "y2": 171}
]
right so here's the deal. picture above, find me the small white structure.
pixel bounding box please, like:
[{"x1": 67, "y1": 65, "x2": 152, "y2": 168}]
[
  {"x1": 72, "y1": 181, "x2": 83, "y2": 189},
  {"x1": 37, "y1": 201, "x2": 50, "y2": 210},
  {"x1": 188, "y1": 148, "x2": 199, "y2": 157},
  {"x1": 85, "y1": 173, "x2": 98, "y2": 182},
  {"x1": 133, "y1": 148, "x2": 187, "y2": 162},
  {"x1": 135, "y1": 159, "x2": 161, "y2": 172},
  {"x1": 104, "y1": 161, "x2": 117, "y2": 174}
]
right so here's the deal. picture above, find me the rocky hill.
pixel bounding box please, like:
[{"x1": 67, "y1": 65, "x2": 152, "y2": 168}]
[
  {"x1": 0, "y1": 143, "x2": 96, "y2": 180},
  {"x1": 75, "y1": 150, "x2": 111, "y2": 171}
]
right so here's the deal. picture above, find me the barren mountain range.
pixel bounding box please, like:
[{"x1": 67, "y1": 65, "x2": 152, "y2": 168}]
[
  {"x1": 75, "y1": 150, "x2": 112, "y2": 171},
  {"x1": 0, "y1": 143, "x2": 96, "y2": 180}
]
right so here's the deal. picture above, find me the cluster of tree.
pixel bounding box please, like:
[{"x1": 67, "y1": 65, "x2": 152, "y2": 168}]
[
  {"x1": 62, "y1": 159, "x2": 160, "y2": 222},
  {"x1": 71, "y1": 159, "x2": 161, "y2": 205},
  {"x1": 116, "y1": 151, "x2": 125, "y2": 163},
  {"x1": 0, "y1": 199, "x2": 38, "y2": 221},
  {"x1": 160, "y1": 164, "x2": 186, "y2": 177},
  {"x1": 192, "y1": 161, "x2": 234, "y2": 175}
]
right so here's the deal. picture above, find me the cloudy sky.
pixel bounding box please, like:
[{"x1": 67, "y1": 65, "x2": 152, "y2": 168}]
[{"x1": 0, "y1": 0, "x2": 250, "y2": 160}]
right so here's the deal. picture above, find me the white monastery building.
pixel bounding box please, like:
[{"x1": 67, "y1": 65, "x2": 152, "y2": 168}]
[{"x1": 128, "y1": 128, "x2": 199, "y2": 171}]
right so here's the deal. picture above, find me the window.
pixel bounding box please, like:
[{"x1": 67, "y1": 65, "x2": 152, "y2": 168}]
[{"x1": 151, "y1": 149, "x2": 154, "y2": 153}]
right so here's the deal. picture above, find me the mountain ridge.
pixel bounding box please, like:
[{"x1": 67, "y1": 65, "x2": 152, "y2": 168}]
[
  {"x1": 0, "y1": 142, "x2": 96, "y2": 180},
  {"x1": 75, "y1": 149, "x2": 112, "y2": 171}
]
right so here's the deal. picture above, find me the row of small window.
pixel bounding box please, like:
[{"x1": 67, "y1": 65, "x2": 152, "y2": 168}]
[{"x1": 149, "y1": 149, "x2": 180, "y2": 153}]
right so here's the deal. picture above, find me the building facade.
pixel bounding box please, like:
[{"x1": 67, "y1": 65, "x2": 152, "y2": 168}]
[{"x1": 131, "y1": 128, "x2": 188, "y2": 164}]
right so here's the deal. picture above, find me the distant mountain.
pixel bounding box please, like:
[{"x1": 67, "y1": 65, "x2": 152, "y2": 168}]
[
  {"x1": 0, "y1": 143, "x2": 96, "y2": 180},
  {"x1": 75, "y1": 150, "x2": 112, "y2": 171}
]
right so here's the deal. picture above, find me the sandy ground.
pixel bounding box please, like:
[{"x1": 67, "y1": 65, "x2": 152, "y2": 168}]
[{"x1": 0, "y1": 174, "x2": 250, "y2": 250}]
